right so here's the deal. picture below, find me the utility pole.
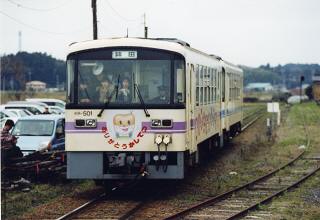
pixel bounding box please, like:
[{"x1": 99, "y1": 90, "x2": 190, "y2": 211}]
[
  {"x1": 92, "y1": 0, "x2": 98, "y2": 40},
  {"x1": 300, "y1": 75, "x2": 305, "y2": 103},
  {"x1": 143, "y1": 13, "x2": 148, "y2": 38},
  {"x1": 18, "y1": 31, "x2": 22, "y2": 52}
]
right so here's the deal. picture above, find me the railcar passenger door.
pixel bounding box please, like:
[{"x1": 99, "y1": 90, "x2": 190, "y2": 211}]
[
  {"x1": 187, "y1": 64, "x2": 196, "y2": 154},
  {"x1": 221, "y1": 68, "x2": 226, "y2": 132}
]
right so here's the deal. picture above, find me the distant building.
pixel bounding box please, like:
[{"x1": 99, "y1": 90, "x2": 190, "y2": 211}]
[
  {"x1": 245, "y1": 83, "x2": 273, "y2": 92},
  {"x1": 25, "y1": 81, "x2": 46, "y2": 92},
  {"x1": 312, "y1": 72, "x2": 320, "y2": 82}
]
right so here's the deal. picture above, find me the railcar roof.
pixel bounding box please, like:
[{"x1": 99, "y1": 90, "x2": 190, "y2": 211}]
[
  {"x1": 68, "y1": 37, "x2": 242, "y2": 73},
  {"x1": 68, "y1": 37, "x2": 220, "y2": 60}
]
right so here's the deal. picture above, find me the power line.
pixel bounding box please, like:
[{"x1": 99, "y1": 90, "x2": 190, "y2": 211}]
[
  {"x1": 7, "y1": 0, "x2": 73, "y2": 12},
  {"x1": 104, "y1": 0, "x2": 140, "y2": 22},
  {"x1": 0, "y1": 10, "x2": 91, "y2": 35}
]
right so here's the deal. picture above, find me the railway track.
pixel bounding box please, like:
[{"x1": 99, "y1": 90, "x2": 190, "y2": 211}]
[
  {"x1": 164, "y1": 106, "x2": 320, "y2": 220},
  {"x1": 241, "y1": 106, "x2": 265, "y2": 131},
  {"x1": 55, "y1": 178, "x2": 171, "y2": 220},
  {"x1": 164, "y1": 151, "x2": 319, "y2": 220},
  {"x1": 55, "y1": 188, "x2": 147, "y2": 220},
  {"x1": 55, "y1": 106, "x2": 266, "y2": 220}
]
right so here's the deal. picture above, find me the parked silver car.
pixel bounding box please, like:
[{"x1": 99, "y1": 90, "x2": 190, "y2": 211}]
[{"x1": 11, "y1": 115, "x2": 65, "y2": 154}]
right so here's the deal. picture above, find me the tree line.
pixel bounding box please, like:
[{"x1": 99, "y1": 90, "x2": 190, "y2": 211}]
[
  {"x1": 1, "y1": 52, "x2": 65, "y2": 90},
  {"x1": 1, "y1": 52, "x2": 320, "y2": 91},
  {"x1": 241, "y1": 63, "x2": 320, "y2": 88}
]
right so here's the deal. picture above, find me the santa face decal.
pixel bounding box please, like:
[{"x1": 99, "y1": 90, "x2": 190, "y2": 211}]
[{"x1": 113, "y1": 113, "x2": 135, "y2": 138}]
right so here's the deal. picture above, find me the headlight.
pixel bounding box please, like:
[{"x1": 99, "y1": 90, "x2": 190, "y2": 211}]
[
  {"x1": 39, "y1": 141, "x2": 51, "y2": 151},
  {"x1": 153, "y1": 155, "x2": 159, "y2": 161},
  {"x1": 160, "y1": 155, "x2": 167, "y2": 161},
  {"x1": 155, "y1": 134, "x2": 163, "y2": 145},
  {"x1": 163, "y1": 134, "x2": 171, "y2": 145}
]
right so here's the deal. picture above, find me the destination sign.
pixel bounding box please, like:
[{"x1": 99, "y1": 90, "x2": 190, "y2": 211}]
[{"x1": 112, "y1": 51, "x2": 137, "y2": 59}]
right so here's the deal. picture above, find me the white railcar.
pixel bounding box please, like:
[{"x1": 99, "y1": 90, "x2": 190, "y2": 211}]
[{"x1": 66, "y1": 38, "x2": 243, "y2": 180}]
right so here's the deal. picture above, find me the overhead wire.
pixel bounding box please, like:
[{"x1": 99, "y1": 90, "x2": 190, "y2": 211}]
[
  {"x1": 99, "y1": 0, "x2": 144, "y2": 37},
  {"x1": 0, "y1": 10, "x2": 91, "y2": 36},
  {"x1": 6, "y1": 0, "x2": 73, "y2": 12},
  {"x1": 103, "y1": 0, "x2": 141, "y2": 22}
]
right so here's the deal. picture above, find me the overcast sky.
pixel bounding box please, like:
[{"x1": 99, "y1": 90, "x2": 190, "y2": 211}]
[{"x1": 1, "y1": 0, "x2": 319, "y2": 67}]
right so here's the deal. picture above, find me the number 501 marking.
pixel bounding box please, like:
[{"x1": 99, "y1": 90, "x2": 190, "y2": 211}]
[{"x1": 83, "y1": 110, "x2": 92, "y2": 116}]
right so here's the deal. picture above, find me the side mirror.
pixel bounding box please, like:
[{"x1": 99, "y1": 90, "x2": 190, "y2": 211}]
[{"x1": 56, "y1": 127, "x2": 64, "y2": 138}]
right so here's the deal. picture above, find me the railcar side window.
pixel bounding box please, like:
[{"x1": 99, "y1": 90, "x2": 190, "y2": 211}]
[
  {"x1": 199, "y1": 66, "x2": 203, "y2": 105},
  {"x1": 203, "y1": 66, "x2": 208, "y2": 104},
  {"x1": 214, "y1": 69, "x2": 217, "y2": 102},
  {"x1": 196, "y1": 65, "x2": 199, "y2": 106}
]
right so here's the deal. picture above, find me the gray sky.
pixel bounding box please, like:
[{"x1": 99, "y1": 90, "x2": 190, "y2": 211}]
[{"x1": 1, "y1": 0, "x2": 319, "y2": 67}]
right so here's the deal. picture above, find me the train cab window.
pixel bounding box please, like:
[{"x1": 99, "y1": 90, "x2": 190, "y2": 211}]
[
  {"x1": 68, "y1": 48, "x2": 186, "y2": 107},
  {"x1": 66, "y1": 60, "x2": 75, "y2": 104}
]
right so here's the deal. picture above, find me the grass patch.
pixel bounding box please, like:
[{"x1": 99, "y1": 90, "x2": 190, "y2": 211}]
[
  {"x1": 1, "y1": 180, "x2": 95, "y2": 219},
  {"x1": 249, "y1": 102, "x2": 320, "y2": 219}
]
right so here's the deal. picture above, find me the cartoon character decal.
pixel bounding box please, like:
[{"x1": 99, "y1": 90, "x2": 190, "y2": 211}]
[
  {"x1": 113, "y1": 113, "x2": 135, "y2": 138},
  {"x1": 102, "y1": 111, "x2": 147, "y2": 149}
]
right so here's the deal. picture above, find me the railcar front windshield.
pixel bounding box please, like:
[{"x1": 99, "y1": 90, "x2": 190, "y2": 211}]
[{"x1": 67, "y1": 48, "x2": 185, "y2": 107}]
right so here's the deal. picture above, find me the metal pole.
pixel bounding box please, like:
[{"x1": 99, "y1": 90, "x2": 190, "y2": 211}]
[
  {"x1": 144, "y1": 13, "x2": 148, "y2": 38},
  {"x1": 92, "y1": 0, "x2": 98, "y2": 40},
  {"x1": 300, "y1": 75, "x2": 304, "y2": 103}
]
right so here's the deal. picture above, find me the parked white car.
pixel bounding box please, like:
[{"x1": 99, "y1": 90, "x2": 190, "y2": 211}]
[
  {"x1": 287, "y1": 95, "x2": 309, "y2": 104},
  {"x1": 0, "y1": 109, "x2": 19, "y2": 128},
  {"x1": 48, "y1": 106, "x2": 64, "y2": 114},
  {"x1": 7, "y1": 101, "x2": 49, "y2": 109},
  {"x1": 0, "y1": 109, "x2": 17, "y2": 119},
  {"x1": 26, "y1": 98, "x2": 65, "y2": 112},
  {"x1": 7, "y1": 109, "x2": 33, "y2": 117},
  {"x1": 1, "y1": 103, "x2": 46, "y2": 115}
]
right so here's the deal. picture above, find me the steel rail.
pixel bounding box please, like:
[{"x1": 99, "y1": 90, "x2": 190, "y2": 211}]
[
  {"x1": 118, "y1": 201, "x2": 146, "y2": 220},
  {"x1": 164, "y1": 106, "x2": 315, "y2": 220},
  {"x1": 163, "y1": 150, "x2": 305, "y2": 220},
  {"x1": 55, "y1": 172, "x2": 148, "y2": 220},
  {"x1": 56, "y1": 193, "x2": 106, "y2": 220},
  {"x1": 227, "y1": 165, "x2": 320, "y2": 219},
  {"x1": 241, "y1": 107, "x2": 265, "y2": 131}
]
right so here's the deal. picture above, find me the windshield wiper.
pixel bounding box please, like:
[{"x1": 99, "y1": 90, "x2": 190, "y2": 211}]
[
  {"x1": 79, "y1": 71, "x2": 91, "y2": 101},
  {"x1": 97, "y1": 75, "x2": 120, "y2": 117},
  {"x1": 17, "y1": 134, "x2": 38, "y2": 136},
  {"x1": 134, "y1": 83, "x2": 150, "y2": 117}
]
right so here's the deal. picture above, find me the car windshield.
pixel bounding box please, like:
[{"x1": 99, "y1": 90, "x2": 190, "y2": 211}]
[
  {"x1": 68, "y1": 48, "x2": 185, "y2": 106},
  {"x1": 12, "y1": 120, "x2": 55, "y2": 136}
]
